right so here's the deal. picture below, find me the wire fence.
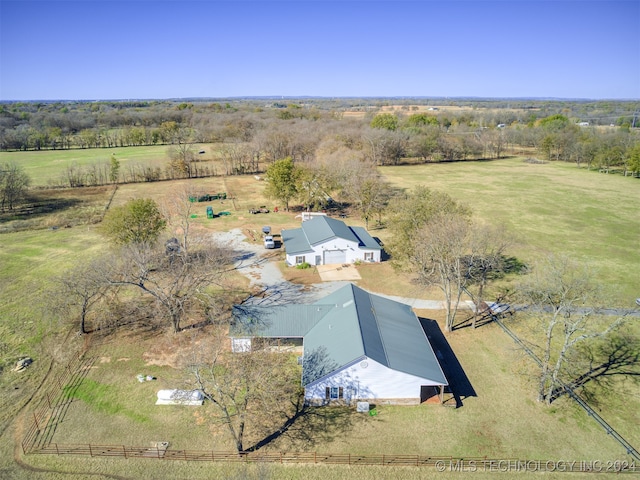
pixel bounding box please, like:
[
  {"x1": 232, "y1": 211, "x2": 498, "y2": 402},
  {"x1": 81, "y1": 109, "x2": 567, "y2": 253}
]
[{"x1": 493, "y1": 317, "x2": 640, "y2": 461}]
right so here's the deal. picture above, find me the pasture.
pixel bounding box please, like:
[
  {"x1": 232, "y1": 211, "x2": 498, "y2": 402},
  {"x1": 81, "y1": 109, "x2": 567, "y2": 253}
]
[
  {"x1": 0, "y1": 144, "x2": 218, "y2": 186},
  {"x1": 381, "y1": 159, "x2": 640, "y2": 304},
  {"x1": 1, "y1": 152, "x2": 639, "y2": 478}
]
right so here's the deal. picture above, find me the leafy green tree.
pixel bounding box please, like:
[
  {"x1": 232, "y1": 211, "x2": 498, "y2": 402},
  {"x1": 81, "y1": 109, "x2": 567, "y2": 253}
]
[
  {"x1": 624, "y1": 143, "x2": 640, "y2": 175},
  {"x1": 538, "y1": 114, "x2": 570, "y2": 132},
  {"x1": 109, "y1": 154, "x2": 120, "y2": 183},
  {"x1": 386, "y1": 185, "x2": 470, "y2": 267},
  {"x1": 370, "y1": 113, "x2": 398, "y2": 131},
  {"x1": 405, "y1": 113, "x2": 439, "y2": 128},
  {"x1": 100, "y1": 198, "x2": 166, "y2": 245},
  {"x1": 264, "y1": 157, "x2": 299, "y2": 211}
]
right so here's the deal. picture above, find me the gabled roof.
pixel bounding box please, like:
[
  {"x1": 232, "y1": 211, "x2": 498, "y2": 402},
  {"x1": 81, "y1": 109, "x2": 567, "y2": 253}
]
[
  {"x1": 302, "y1": 216, "x2": 360, "y2": 246},
  {"x1": 230, "y1": 304, "x2": 334, "y2": 338},
  {"x1": 281, "y1": 216, "x2": 381, "y2": 254},
  {"x1": 280, "y1": 228, "x2": 313, "y2": 255},
  {"x1": 304, "y1": 284, "x2": 447, "y2": 385},
  {"x1": 230, "y1": 284, "x2": 448, "y2": 388}
]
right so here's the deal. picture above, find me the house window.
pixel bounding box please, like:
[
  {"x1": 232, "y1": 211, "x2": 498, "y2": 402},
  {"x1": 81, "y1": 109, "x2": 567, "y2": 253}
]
[
  {"x1": 364, "y1": 252, "x2": 374, "y2": 262},
  {"x1": 325, "y1": 386, "x2": 344, "y2": 400},
  {"x1": 295, "y1": 256, "x2": 305, "y2": 265}
]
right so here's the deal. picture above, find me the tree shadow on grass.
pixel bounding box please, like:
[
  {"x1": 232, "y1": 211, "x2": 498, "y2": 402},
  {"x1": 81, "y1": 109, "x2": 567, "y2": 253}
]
[
  {"x1": 420, "y1": 317, "x2": 476, "y2": 408},
  {"x1": 551, "y1": 334, "x2": 640, "y2": 404},
  {"x1": 244, "y1": 393, "x2": 355, "y2": 452}
]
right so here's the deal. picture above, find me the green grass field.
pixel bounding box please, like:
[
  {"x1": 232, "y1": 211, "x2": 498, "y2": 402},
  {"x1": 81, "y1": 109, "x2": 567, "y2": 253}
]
[
  {"x1": 1, "y1": 154, "x2": 639, "y2": 479},
  {"x1": 380, "y1": 158, "x2": 640, "y2": 304},
  {"x1": 0, "y1": 144, "x2": 220, "y2": 186}
]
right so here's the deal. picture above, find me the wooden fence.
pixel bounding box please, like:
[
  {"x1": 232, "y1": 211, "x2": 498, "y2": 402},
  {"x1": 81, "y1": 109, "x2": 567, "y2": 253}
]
[
  {"x1": 22, "y1": 351, "x2": 93, "y2": 454},
  {"x1": 29, "y1": 444, "x2": 490, "y2": 467}
]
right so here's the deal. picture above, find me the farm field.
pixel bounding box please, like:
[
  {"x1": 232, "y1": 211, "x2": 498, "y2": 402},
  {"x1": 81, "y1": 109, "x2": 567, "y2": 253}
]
[{"x1": 1, "y1": 154, "x2": 639, "y2": 479}]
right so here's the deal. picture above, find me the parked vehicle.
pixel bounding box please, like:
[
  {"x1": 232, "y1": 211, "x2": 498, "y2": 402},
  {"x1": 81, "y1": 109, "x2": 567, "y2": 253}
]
[{"x1": 264, "y1": 235, "x2": 275, "y2": 249}]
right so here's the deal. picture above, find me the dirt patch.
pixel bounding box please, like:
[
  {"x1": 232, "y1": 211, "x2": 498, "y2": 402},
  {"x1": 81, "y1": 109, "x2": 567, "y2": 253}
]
[
  {"x1": 142, "y1": 327, "x2": 221, "y2": 368},
  {"x1": 316, "y1": 264, "x2": 361, "y2": 281}
]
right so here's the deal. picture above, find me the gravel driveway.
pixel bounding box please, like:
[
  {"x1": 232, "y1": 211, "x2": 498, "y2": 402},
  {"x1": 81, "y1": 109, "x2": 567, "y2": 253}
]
[
  {"x1": 215, "y1": 229, "x2": 348, "y2": 305},
  {"x1": 215, "y1": 229, "x2": 485, "y2": 312}
]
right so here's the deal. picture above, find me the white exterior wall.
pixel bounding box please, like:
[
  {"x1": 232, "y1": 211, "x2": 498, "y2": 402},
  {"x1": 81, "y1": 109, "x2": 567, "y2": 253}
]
[
  {"x1": 304, "y1": 357, "x2": 440, "y2": 402},
  {"x1": 286, "y1": 238, "x2": 380, "y2": 266}
]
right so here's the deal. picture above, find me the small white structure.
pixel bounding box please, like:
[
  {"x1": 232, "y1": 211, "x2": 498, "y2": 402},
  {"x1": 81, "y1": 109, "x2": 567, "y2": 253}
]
[
  {"x1": 156, "y1": 389, "x2": 204, "y2": 406},
  {"x1": 295, "y1": 212, "x2": 327, "y2": 222}
]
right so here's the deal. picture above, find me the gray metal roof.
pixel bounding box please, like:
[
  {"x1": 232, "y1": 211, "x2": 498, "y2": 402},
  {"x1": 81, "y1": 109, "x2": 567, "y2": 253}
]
[
  {"x1": 230, "y1": 284, "x2": 448, "y2": 387},
  {"x1": 230, "y1": 304, "x2": 333, "y2": 337},
  {"x1": 302, "y1": 216, "x2": 360, "y2": 246},
  {"x1": 306, "y1": 284, "x2": 448, "y2": 386},
  {"x1": 280, "y1": 227, "x2": 313, "y2": 255},
  {"x1": 349, "y1": 226, "x2": 382, "y2": 250},
  {"x1": 282, "y1": 216, "x2": 381, "y2": 254}
]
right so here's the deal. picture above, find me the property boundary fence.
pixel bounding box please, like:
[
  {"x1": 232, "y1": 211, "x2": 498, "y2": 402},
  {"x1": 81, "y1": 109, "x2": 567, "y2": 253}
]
[
  {"x1": 21, "y1": 351, "x2": 93, "y2": 454},
  {"x1": 494, "y1": 317, "x2": 640, "y2": 461},
  {"x1": 28, "y1": 445, "x2": 492, "y2": 467},
  {"x1": 21, "y1": 323, "x2": 639, "y2": 468}
]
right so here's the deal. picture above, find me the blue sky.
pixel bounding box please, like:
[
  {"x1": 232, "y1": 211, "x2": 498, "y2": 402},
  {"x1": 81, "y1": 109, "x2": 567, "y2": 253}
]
[{"x1": 1, "y1": 0, "x2": 638, "y2": 100}]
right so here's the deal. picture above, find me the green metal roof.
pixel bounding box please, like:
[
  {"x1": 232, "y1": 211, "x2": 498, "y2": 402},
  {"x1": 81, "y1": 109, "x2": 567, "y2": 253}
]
[
  {"x1": 230, "y1": 304, "x2": 333, "y2": 337},
  {"x1": 303, "y1": 284, "x2": 447, "y2": 385},
  {"x1": 230, "y1": 284, "x2": 448, "y2": 387},
  {"x1": 280, "y1": 227, "x2": 313, "y2": 255}
]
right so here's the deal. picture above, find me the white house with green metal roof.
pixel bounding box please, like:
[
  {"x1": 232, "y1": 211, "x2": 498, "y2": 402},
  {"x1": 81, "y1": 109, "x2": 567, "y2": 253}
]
[
  {"x1": 281, "y1": 216, "x2": 381, "y2": 266},
  {"x1": 230, "y1": 284, "x2": 448, "y2": 405}
]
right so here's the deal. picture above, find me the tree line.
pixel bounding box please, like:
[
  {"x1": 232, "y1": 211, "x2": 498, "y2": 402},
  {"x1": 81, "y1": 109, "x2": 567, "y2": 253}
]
[{"x1": 2, "y1": 100, "x2": 638, "y2": 175}]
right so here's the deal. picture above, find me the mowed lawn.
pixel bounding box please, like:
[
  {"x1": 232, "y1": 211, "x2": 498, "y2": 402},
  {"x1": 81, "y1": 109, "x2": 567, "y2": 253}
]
[{"x1": 380, "y1": 158, "x2": 640, "y2": 304}]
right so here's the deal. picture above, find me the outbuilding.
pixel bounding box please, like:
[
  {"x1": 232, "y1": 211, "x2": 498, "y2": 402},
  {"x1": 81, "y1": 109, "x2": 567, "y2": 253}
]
[{"x1": 281, "y1": 216, "x2": 381, "y2": 266}]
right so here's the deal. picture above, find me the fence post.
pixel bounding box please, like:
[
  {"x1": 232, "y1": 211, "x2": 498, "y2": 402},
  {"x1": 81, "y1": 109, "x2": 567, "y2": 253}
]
[
  {"x1": 89, "y1": 444, "x2": 93, "y2": 457},
  {"x1": 123, "y1": 445, "x2": 127, "y2": 459},
  {"x1": 55, "y1": 443, "x2": 59, "y2": 455}
]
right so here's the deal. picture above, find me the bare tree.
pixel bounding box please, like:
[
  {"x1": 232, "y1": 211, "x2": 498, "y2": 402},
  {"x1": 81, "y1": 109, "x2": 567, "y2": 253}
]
[
  {"x1": 465, "y1": 223, "x2": 512, "y2": 328},
  {"x1": 0, "y1": 162, "x2": 31, "y2": 211},
  {"x1": 51, "y1": 258, "x2": 111, "y2": 334},
  {"x1": 412, "y1": 213, "x2": 472, "y2": 332},
  {"x1": 182, "y1": 333, "x2": 303, "y2": 452},
  {"x1": 106, "y1": 239, "x2": 232, "y2": 333},
  {"x1": 515, "y1": 254, "x2": 633, "y2": 404}
]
